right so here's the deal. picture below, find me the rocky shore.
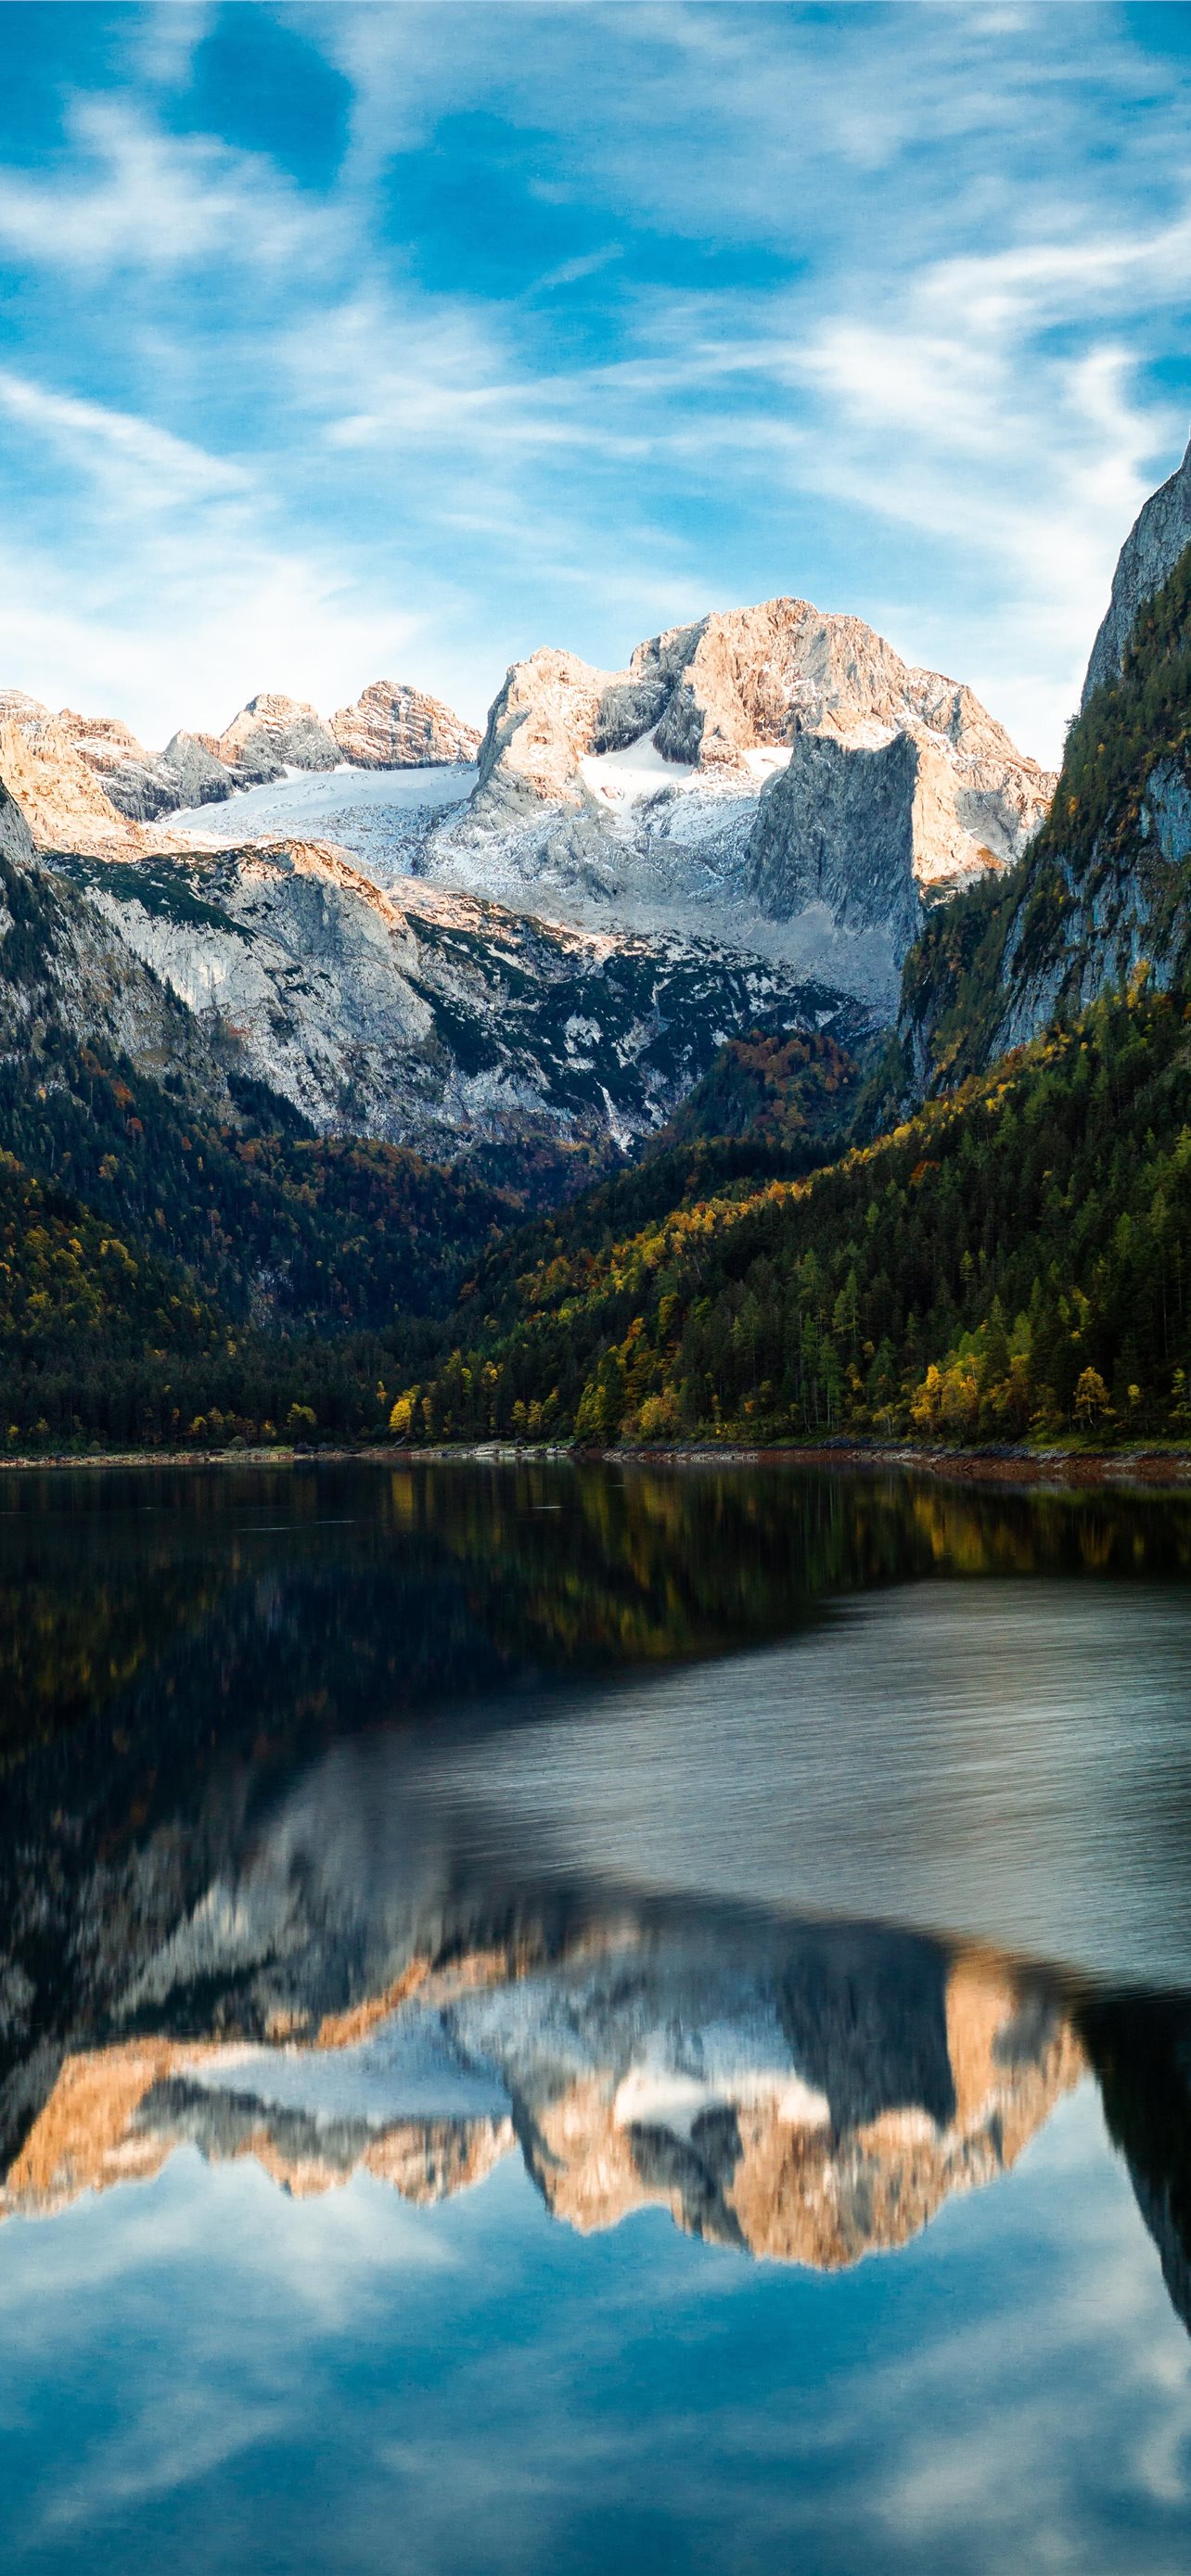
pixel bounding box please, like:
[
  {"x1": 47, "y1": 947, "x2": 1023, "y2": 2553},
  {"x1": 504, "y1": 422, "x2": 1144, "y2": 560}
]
[{"x1": 4, "y1": 1437, "x2": 1191, "y2": 1487}]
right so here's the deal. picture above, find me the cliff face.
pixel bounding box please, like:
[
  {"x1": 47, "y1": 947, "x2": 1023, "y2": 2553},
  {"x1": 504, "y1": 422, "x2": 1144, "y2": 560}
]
[
  {"x1": 0, "y1": 775, "x2": 34, "y2": 869},
  {"x1": 0, "y1": 697, "x2": 147, "y2": 856},
  {"x1": 433, "y1": 598, "x2": 1052, "y2": 1001},
  {"x1": 52, "y1": 709, "x2": 183, "y2": 823},
  {"x1": 54, "y1": 835, "x2": 866, "y2": 1165},
  {"x1": 332, "y1": 679, "x2": 481, "y2": 769},
  {"x1": 159, "y1": 730, "x2": 236, "y2": 809},
  {"x1": 1082, "y1": 432, "x2": 1191, "y2": 705},
  {"x1": 895, "y1": 449, "x2": 1191, "y2": 1098},
  {"x1": 0, "y1": 827, "x2": 231, "y2": 1107},
  {"x1": 0, "y1": 694, "x2": 237, "y2": 826},
  {"x1": 214, "y1": 691, "x2": 340, "y2": 780}
]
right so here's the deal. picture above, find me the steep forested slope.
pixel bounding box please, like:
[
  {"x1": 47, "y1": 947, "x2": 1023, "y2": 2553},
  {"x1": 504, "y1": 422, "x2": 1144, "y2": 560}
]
[
  {"x1": 391, "y1": 986, "x2": 1191, "y2": 1447},
  {"x1": 0, "y1": 1035, "x2": 513, "y2": 1333}
]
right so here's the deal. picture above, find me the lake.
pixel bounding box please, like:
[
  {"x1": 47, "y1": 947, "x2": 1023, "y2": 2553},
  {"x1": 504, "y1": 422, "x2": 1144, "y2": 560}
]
[{"x1": 2, "y1": 1460, "x2": 1190, "y2": 2573}]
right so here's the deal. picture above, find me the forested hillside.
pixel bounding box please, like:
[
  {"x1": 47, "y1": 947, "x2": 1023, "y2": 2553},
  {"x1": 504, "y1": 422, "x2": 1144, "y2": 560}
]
[
  {"x1": 0, "y1": 1034, "x2": 513, "y2": 1332},
  {"x1": 7, "y1": 936, "x2": 1191, "y2": 1457},
  {"x1": 0, "y1": 1041, "x2": 518, "y2": 1450},
  {"x1": 389, "y1": 985, "x2": 1191, "y2": 1447}
]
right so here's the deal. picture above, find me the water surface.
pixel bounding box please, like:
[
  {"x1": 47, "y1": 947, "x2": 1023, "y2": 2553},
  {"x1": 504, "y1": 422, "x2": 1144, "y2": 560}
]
[{"x1": 3, "y1": 1462, "x2": 1190, "y2": 2572}]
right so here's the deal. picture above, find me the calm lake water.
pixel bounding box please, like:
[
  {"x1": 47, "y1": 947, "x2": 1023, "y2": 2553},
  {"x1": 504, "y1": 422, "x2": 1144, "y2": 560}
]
[{"x1": 3, "y1": 1460, "x2": 1191, "y2": 2574}]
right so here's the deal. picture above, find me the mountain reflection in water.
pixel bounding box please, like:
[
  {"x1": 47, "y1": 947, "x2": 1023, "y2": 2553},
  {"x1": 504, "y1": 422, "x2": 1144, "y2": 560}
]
[
  {"x1": 3, "y1": 1460, "x2": 1191, "y2": 2348},
  {"x1": 6, "y1": 1899, "x2": 1086, "y2": 2276}
]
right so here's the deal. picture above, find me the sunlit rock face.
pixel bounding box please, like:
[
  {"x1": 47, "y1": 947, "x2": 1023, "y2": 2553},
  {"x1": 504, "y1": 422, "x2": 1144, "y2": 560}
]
[
  {"x1": 1082, "y1": 431, "x2": 1191, "y2": 705},
  {"x1": 49, "y1": 709, "x2": 183, "y2": 823},
  {"x1": 0, "y1": 696, "x2": 231, "y2": 848},
  {"x1": 0, "y1": 695, "x2": 147, "y2": 855},
  {"x1": 214, "y1": 691, "x2": 341, "y2": 782},
  {"x1": 429, "y1": 600, "x2": 1053, "y2": 1000},
  {"x1": 0, "y1": 679, "x2": 482, "y2": 846},
  {"x1": 331, "y1": 680, "x2": 481, "y2": 770}
]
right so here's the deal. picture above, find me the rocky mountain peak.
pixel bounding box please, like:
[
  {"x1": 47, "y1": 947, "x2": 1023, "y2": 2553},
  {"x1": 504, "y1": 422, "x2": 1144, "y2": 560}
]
[
  {"x1": 0, "y1": 688, "x2": 51, "y2": 727},
  {"x1": 55, "y1": 707, "x2": 190, "y2": 823},
  {"x1": 160, "y1": 731, "x2": 237, "y2": 810},
  {"x1": 471, "y1": 597, "x2": 1051, "y2": 811},
  {"x1": 331, "y1": 679, "x2": 481, "y2": 769},
  {"x1": 0, "y1": 702, "x2": 144, "y2": 855},
  {"x1": 474, "y1": 645, "x2": 619, "y2": 816},
  {"x1": 215, "y1": 691, "x2": 340, "y2": 783},
  {"x1": 0, "y1": 669, "x2": 483, "y2": 845},
  {"x1": 436, "y1": 596, "x2": 1054, "y2": 998},
  {"x1": 1082, "y1": 427, "x2": 1191, "y2": 706},
  {"x1": 0, "y1": 695, "x2": 236, "y2": 847}
]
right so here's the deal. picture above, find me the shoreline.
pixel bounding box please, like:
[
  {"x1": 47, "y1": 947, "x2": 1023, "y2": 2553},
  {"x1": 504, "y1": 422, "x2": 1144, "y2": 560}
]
[{"x1": 3, "y1": 1437, "x2": 1191, "y2": 1491}]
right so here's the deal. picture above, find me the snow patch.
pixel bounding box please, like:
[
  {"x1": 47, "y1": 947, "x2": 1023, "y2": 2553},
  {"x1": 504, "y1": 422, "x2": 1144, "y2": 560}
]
[
  {"x1": 580, "y1": 730, "x2": 698, "y2": 807},
  {"x1": 172, "y1": 763, "x2": 479, "y2": 886}
]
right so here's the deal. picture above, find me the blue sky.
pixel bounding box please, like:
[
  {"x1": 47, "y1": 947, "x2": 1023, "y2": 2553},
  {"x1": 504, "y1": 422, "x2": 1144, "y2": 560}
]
[{"x1": 0, "y1": 3, "x2": 1189, "y2": 763}]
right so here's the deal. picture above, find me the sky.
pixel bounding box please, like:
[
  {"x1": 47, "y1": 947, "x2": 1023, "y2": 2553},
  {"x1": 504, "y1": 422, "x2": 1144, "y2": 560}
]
[{"x1": 0, "y1": 4, "x2": 1189, "y2": 765}]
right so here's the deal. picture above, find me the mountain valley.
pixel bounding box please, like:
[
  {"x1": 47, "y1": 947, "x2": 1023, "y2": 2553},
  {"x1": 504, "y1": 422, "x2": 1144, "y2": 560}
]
[{"x1": 0, "y1": 441, "x2": 1188, "y2": 1450}]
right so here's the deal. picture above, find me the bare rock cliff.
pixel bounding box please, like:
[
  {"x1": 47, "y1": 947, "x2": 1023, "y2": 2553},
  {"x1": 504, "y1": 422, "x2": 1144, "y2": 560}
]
[
  {"x1": 332, "y1": 679, "x2": 480, "y2": 769},
  {"x1": 436, "y1": 599, "x2": 1053, "y2": 997},
  {"x1": 54, "y1": 709, "x2": 181, "y2": 823},
  {"x1": 159, "y1": 730, "x2": 236, "y2": 809},
  {"x1": 58, "y1": 833, "x2": 863, "y2": 1165},
  {"x1": 474, "y1": 646, "x2": 617, "y2": 818},
  {"x1": 1082, "y1": 430, "x2": 1191, "y2": 705},
  {"x1": 215, "y1": 691, "x2": 340, "y2": 781},
  {"x1": 0, "y1": 699, "x2": 144, "y2": 855},
  {"x1": 896, "y1": 427, "x2": 1191, "y2": 1095}
]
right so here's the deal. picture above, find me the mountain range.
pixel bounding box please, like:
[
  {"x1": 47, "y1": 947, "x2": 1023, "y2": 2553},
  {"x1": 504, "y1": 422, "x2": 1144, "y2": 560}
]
[
  {"x1": 0, "y1": 594, "x2": 1052, "y2": 1184},
  {"x1": 0, "y1": 678, "x2": 480, "y2": 829},
  {"x1": 0, "y1": 431, "x2": 1189, "y2": 1446}
]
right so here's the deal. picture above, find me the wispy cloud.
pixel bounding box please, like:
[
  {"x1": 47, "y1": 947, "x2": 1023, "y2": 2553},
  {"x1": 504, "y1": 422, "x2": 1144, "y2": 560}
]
[
  {"x1": 0, "y1": 4, "x2": 1187, "y2": 759},
  {"x1": 0, "y1": 370, "x2": 250, "y2": 504},
  {"x1": 0, "y1": 99, "x2": 330, "y2": 271}
]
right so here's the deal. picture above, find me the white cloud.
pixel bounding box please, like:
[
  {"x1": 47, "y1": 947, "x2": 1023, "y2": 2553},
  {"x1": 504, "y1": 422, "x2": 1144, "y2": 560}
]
[
  {"x1": 0, "y1": 370, "x2": 250, "y2": 506},
  {"x1": 0, "y1": 369, "x2": 429, "y2": 742},
  {"x1": 0, "y1": 100, "x2": 330, "y2": 272},
  {"x1": 0, "y1": 523, "x2": 429, "y2": 748},
  {"x1": 0, "y1": 6, "x2": 1188, "y2": 765},
  {"x1": 783, "y1": 198, "x2": 1191, "y2": 754}
]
